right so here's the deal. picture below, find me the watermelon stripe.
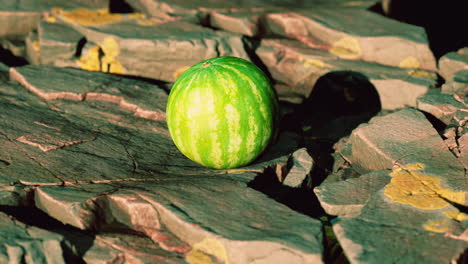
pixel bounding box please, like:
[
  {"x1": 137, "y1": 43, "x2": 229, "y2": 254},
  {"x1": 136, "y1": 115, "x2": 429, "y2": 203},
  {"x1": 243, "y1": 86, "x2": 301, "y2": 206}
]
[
  {"x1": 216, "y1": 64, "x2": 271, "y2": 167},
  {"x1": 219, "y1": 64, "x2": 268, "y2": 123},
  {"x1": 220, "y1": 64, "x2": 272, "y2": 152},
  {"x1": 167, "y1": 71, "x2": 198, "y2": 156},
  {"x1": 214, "y1": 65, "x2": 253, "y2": 167}
]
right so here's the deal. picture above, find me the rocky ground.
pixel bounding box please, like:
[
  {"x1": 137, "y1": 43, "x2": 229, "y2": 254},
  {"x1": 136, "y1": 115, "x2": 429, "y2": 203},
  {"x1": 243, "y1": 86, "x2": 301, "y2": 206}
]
[{"x1": 0, "y1": 0, "x2": 467, "y2": 263}]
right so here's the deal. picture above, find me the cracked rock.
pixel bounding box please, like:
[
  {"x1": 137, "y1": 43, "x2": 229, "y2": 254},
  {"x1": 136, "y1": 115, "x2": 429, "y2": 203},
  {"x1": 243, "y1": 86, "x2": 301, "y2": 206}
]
[
  {"x1": 439, "y1": 47, "x2": 468, "y2": 81},
  {"x1": 0, "y1": 0, "x2": 108, "y2": 40},
  {"x1": 33, "y1": 9, "x2": 251, "y2": 82},
  {"x1": 0, "y1": 211, "x2": 66, "y2": 263},
  {"x1": 323, "y1": 108, "x2": 468, "y2": 263},
  {"x1": 256, "y1": 38, "x2": 436, "y2": 106},
  {"x1": 416, "y1": 91, "x2": 468, "y2": 126},
  {"x1": 1, "y1": 65, "x2": 323, "y2": 263}
]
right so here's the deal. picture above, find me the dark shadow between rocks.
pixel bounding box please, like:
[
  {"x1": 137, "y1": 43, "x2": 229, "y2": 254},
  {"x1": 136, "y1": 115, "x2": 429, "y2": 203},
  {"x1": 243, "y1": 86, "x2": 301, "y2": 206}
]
[
  {"x1": 419, "y1": 109, "x2": 448, "y2": 135},
  {"x1": 74, "y1": 37, "x2": 87, "y2": 58},
  {"x1": 0, "y1": 45, "x2": 28, "y2": 67},
  {"x1": 298, "y1": 71, "x2": 381, "y2": 186},
  {"x1": 369, "y1": 1, "x2": 468, "y2": 58},
  {"x1": 0, "y1": 205, "x2": 94, "y2": 263},
  {"x1": 249, "y1": 71, "x2": 381, "y2": 214},
  {"x1": 109, "y1": 0, "x2": 134, "y2": 13},
  {"x1": 247, "y1": 166, "x2": 326, "y2": 218},
  {"x1": 242, "y1": 37, "x2": 274, "y2": 83}
]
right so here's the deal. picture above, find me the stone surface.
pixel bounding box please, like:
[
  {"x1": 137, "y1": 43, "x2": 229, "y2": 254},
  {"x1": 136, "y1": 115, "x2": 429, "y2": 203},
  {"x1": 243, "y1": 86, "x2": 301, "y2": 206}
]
[
  {"x1": 1, "y1": 1, "x2": 466, "y2": 263},
  {"x1": 262, "y1": 8, "x2": 436, "y2": 70},
  {"x1": 417, "y1": 91, "x2": 468, "y2": 126},
  {"x1": 257, "y1": 38, "x2": 436, "y2": 106},
  {"x1": 438, "y1": 47, "x2": 468, "y2": 81},
  {"x1": 318, "y1": 108, "x2": 468, "y2": 263},
  {"x1": 281, "y1": 148, "x2": 313, "y2": 188},
  {"x1": 335, "y1": 108, "x2": 466, "y2": 193},
  {"x1": 314, "y1": 170, "x2": 391, "y2": 217},
  {"x1": 29, "y1": 21, "x2": 84, "y2": 65},
  {"x1": 1, "y1": 65, "x2": 323, "y2": 263},
  {"x1": 125, "y1": 0, "x2": 378, "y2": 22},
  {"x1": 442, "y1": 69, "x2": 468, "y2": 97},
  {"x1": 36, "y1": 9, "x2": 248, "y2": 82},
  {"x1": 0, "y1": 211, "x2": 67, "y2": 263},
  {"x1": 0, "y1": 0, "x2": 108, "y2": 39}
]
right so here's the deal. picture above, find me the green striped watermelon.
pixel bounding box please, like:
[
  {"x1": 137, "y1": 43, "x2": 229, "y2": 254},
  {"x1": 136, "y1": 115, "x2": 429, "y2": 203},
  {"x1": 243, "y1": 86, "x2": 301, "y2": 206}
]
[{"x1": 166, "y1": 56, "x2": 279, "y2": 169}]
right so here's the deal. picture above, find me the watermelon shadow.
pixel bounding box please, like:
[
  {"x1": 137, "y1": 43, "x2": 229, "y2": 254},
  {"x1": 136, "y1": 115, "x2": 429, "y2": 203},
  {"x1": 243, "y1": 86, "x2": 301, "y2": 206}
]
[{"x1": 248, "y1": 71, "x2": 381, "y2": 217}]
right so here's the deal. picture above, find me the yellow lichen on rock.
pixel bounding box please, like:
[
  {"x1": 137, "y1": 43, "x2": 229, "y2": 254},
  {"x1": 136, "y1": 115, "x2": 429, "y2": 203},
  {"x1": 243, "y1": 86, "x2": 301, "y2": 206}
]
[
  {"x1": 423, "y1": 219, "x2": 451, "y2": 233},
  {"x1": 330, "y1": 36, "x2": 362, "y2": 59},
  {"x1": 301, "y1": 58, "x2": 325, "y2": 68},
  {"x1": 186, "y1": 238, "x2": 229, "y2": 264},
  {"x1": 407, "y1": 69, "x2": 437, "y2": 78},
  {"x1": 443, "y1": 210, "x2": 468, "y2": 221},
  {"x1": 77, "y1": 46, "x2": 101, "y2": 72},
  {"x1": 57, "y1": 8, "x2": 123, "y2": 26},
  {"x1": 384, "y1": 163, "x2": 465, "y2": 210},
  {"x1": 76, "y1": 38, "x2": 124, "y2": 74},
  {"x1": 32, "y1": 41, "x2": 40, "y2": 52},
  {"x1": 128, "y1": 13, "x2": 158, "y2": 26},
  {"x1": 399, "y1": 56, "x2": 421, "y2": 68}
]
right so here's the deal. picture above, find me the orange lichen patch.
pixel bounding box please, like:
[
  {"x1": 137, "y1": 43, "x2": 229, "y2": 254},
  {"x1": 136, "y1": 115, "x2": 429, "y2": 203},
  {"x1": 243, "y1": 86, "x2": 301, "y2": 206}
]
[
  {"x1": 399, "y1": 56, "x2": 420, "y2": 68},
  {"x1": 56, "y1": 8, "x2": 123, "y2": 26},
  {"x1": 76, "y1": 38, "x2": 124, "y2": 74},
  {"x1": 186, "y1": 238, "x2": 228, "y2": 264},
  {"x1": 330, "y1": 36, "x2": 362, "y2": 59},
  {"x1": 384, "y1": 163, "x2": 465, "y2": 210},
  {"x1": 423, "y1": 219, "x2": 451, "y2": 233}
]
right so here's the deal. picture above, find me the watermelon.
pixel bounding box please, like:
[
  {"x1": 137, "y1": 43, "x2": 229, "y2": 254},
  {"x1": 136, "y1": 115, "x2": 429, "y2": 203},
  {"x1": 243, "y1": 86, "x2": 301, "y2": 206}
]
[{"x1": 166, "y1": 56, "x2": 279, "y2": 169}]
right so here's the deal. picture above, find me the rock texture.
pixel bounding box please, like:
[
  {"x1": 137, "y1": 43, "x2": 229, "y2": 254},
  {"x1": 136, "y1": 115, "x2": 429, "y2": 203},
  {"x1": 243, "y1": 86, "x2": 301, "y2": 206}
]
[
  {"x1": 319, "y1": 108, "x2": 468, "y2": 263},
  {"x1": 1, "y1": 1, "x2": 466, "y2": 263},
  {"x1": 1, "y1": 65, "x2": 322, "y2": 263}
]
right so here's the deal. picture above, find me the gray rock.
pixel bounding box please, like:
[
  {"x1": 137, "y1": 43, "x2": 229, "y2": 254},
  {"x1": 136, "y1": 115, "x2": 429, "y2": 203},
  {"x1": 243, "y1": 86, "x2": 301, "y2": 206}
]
[
  {"x1": 257, "y1": 39, "x2": 436, "y2": 106},
  {"x1": 0, "y1": 0, "x2": 108, "y2": 39},
  {"x1": 282, "y1": 148, "x2": 313, "y2": 188},
  {"x1": 0, "y1": 211, "x2": 66, "y2": 263},
  {"x1": 1, "y1": 66, "x2": 323, "y2": 263},
  {"x1": 439, "y1": 47, "x2": 468, "y2": 81},
  {"x1": 45, "y1": 9, "x2": 250, "y2": 82},
  {"x1": 416, "y1": 91, "x2": 468, "y2": 125}
]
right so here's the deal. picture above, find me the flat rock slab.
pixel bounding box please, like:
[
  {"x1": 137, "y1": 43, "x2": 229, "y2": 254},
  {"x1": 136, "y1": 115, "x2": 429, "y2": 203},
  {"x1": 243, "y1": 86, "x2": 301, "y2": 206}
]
[
  {"x1": 33, "y1": 179, "x2": 323, "y2": 263},
  {"x1": 0, "y1": 65, "x2": 323, "y2": 263},
  {"x1": 260, "y1": 8, "x2": 434, "y2": 70},
  {"x1": 0, "y1": 211, "x2": 67, "y2": 263},
  {"x1": 439, "y1": 47, "x2": 468, "y2": 81},
  {"x1": 125, "y1": 0, "x2": 378, "y2": 22},
  {"x1": 335, "y1": 108, "x2": 466, "y2": 192},
  {"x1": 317, "y1": 109, "x2": 468, "y2": 263},
  {"x1": 0, "y1": 0, "x2": 108, "y2": 39},
  {"x1": 26, "y1": 9, "x2": 250, "y2": 82},
  {"x1": 257, "y1": 38, "x2": 436, "y2": 106},
  {"x1": 417, "y1": 91, "x2": 467, "y2": 126}
]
